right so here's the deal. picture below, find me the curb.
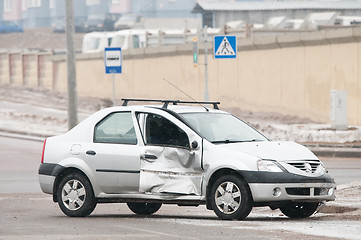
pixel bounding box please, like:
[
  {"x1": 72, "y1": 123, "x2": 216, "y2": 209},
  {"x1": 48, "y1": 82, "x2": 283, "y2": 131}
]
[
  {"x1": 305, "y1": 144, "x2": 361, "y2": 158},
  {"x1": 310, "y1": 148, "x2": 361, "y2": 158},
  {"x1": 0, "y1": 130, "x2": 49, "y2": 142}
]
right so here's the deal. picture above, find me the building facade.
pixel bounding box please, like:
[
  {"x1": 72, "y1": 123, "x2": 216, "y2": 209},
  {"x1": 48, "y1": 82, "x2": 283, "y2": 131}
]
[
  {"x1": 0, "y1": 0, "x2": 200, "y2": 29},
  {"x1": 2, "y1": 0, "x2": 22, "y2": 23},
  {"x1": 192, "y1": 1, "x2": 361, "y2": 27}
]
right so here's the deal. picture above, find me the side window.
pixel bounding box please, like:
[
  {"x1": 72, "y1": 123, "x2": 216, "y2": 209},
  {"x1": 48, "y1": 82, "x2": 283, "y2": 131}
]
[
  {"x1": 137, "y1": 113, "x2": 190, "y2": 148},
  {"x1": 94, "y1": 112, "x2": 137, "y2": 144},
  {"x1": 132, "y1": 35, "x2": 139, "y2": 48}
]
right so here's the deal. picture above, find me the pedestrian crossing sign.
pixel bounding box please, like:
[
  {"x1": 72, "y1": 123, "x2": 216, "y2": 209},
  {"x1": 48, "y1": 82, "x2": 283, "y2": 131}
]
[{"x1": 214, "y1": 36, "x2": 237, "y2": 59}]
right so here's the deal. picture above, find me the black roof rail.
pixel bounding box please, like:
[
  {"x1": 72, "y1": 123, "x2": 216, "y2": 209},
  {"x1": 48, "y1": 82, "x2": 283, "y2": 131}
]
[{"x1": 121, "y1": 98, "x2": 220, "y2": 110}]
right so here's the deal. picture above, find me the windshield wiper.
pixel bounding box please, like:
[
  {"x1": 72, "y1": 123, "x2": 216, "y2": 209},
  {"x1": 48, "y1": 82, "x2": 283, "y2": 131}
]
[
  {"x1": 211, "y1": 139, "x2": 263, "y2": 144},
  {"x1": 211, "y1": 140, "x2": 243, "y2": 144}
]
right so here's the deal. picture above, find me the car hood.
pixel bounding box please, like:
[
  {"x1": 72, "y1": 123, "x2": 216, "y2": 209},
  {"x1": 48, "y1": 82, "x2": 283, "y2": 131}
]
[{"x1": 221, "y1": 141, "x2": 317, "y2": 161}]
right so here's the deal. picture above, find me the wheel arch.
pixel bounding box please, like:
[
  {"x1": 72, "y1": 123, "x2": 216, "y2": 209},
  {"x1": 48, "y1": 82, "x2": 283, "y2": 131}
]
[
  {"x1": 52, "y1": 167, "x2": 95, "y2": 203},
  {"x1": 205, "y1": 168, "x2": 253, "y2": 210}
]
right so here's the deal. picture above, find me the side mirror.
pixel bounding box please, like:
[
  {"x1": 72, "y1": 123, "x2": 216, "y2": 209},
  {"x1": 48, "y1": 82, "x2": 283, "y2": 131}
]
[{"x1": 191, "y1": 141, "x2": 198, "y2": 149}]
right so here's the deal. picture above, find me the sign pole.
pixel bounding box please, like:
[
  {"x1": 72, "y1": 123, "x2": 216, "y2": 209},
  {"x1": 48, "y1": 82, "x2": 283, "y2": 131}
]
[
  {"x1": 204, "y1": 26, "x2": 209, "y2": 101},
  {"x1": 112, "y1": 73, "x2": 116, "y2": 106}
]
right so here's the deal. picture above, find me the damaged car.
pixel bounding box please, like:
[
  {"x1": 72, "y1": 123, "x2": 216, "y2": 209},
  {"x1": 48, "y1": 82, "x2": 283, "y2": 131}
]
[{"x1": 38, "y1": 99, "x2": 336, "y2": 220}]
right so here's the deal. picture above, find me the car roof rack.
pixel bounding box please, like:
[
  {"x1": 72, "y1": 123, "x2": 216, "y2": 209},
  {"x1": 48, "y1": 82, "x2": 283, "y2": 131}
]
[{"x1": 121, "y1": 98, "x2": 220, "y2": 110}]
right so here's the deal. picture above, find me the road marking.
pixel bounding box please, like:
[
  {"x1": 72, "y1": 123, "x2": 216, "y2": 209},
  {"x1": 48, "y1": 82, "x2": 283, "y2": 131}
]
[{"x1": 111, "y1": 224, "x2": 200, "y2": 239}]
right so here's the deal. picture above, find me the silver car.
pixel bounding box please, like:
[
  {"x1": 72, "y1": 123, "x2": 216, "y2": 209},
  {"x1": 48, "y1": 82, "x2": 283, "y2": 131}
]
[{"x1": 38, "y1": 99, "x2": 336, "y2": 220}]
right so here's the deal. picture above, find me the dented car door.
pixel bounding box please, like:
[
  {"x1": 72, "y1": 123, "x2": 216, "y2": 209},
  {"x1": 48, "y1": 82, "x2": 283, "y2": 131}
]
[{"x1": 136, "y1": 111, "x2": 203, "y2": 195}]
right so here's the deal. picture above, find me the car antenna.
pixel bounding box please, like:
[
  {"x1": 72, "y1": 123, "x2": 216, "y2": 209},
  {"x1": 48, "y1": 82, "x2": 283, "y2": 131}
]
[{"x1": 162, "y1": 77, "x2": 209, "y2": 111}]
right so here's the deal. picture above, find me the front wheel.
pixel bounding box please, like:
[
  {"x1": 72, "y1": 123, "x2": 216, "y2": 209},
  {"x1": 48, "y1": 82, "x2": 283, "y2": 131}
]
[
  {"x1": 127, "y1": 202, "x2": 162, "y2": 215},
  {"x1": 210, "y1": 175, "x2": 253, "y2": 220},
  {"x1": 280, "y1": 202, "x2": 320, "y2": 219},
  {"x1": 57, "y1": 173, "x2": 97, "y2": 217}
]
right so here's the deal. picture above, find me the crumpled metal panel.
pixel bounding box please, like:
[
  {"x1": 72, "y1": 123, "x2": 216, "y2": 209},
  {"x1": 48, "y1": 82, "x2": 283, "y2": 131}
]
[
  {"x1": 141, "y1": 147, "x2": 197, "y2": 172},
  {"x1": 139, "y1": 146, "x2": 202, "y2": 195},
  {"x1": 140, "y1": 170, "x2": 202, "y2": 195}
]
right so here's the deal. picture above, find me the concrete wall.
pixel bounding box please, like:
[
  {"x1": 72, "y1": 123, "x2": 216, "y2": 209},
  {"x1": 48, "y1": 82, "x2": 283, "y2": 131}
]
[
  {"x1": 6, "y1": 27, "x2": 361, "y2": 126},
  {"x1": 0, "y1": 52, "x2": 53, "y2": 88}
]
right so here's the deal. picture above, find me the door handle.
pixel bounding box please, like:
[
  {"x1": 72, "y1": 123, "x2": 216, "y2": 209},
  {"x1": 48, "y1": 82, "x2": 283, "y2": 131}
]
[
  {"x1": 141, "y1": 154, "x2": 157, "y2": 160},
  {"x1": 86, "y1": 150, "x2": 96, "y2": 156}
]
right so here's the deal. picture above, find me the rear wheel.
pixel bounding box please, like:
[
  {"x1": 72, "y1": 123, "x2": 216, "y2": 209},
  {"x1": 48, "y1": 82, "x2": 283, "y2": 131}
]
[
  {"x1": 57, "y1": 173, "x2": 97, "y2": 217},
  {"x1": 127, "y1": 202, "x2": 162, "y2": 215},
  {"x1": 210, "y1": 175, "x2": 252, "y2": 220},
  {"x1": 280, "y1": 202, "x2": 320, "y2": 219}
]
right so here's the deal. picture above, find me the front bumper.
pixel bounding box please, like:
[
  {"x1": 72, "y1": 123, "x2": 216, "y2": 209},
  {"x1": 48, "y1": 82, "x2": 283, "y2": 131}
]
[
  {"x1": 249, "y1": 182, "x2": 335, "y2": 202},
  {"x1": 240, "y1": 171, "x2": 336, "y2": 202}
]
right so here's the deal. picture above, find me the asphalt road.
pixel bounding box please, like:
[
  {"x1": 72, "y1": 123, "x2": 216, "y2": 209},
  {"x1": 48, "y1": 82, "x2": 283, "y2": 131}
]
[
  {"x1": 0, "y1": 136, "x2": 360, "y2": 239},
  {"x1": 320, "y1": 157, "x2": 361, "y2": 185},
  {"x1": 0, "y1": 136, "x2": 42, "y2": 193}
]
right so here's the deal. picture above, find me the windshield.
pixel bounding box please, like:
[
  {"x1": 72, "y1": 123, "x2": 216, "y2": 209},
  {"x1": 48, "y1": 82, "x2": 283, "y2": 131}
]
[{"x1": 181, "y1": 112, "x2": 268, "y2": 143}]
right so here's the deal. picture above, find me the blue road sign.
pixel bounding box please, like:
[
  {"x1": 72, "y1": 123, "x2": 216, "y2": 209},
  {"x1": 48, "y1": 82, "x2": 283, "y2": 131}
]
[
  {"x1": 105, "y1": 47, "x2": 122, "y2": 74},
  {"x1": 214, "y1": 36, "x2": 237, "y2": 59}
]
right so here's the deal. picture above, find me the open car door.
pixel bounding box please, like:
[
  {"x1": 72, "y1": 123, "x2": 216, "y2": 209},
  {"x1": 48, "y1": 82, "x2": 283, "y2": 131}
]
[{"x1": 136, "y1": 110, "x2": 203, "y2": 195}]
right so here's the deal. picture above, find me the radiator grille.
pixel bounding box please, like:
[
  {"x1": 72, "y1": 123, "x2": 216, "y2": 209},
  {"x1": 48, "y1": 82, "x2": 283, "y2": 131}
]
[{"x1": 286, "y1": 160, "x2": 321, "y2": 173}]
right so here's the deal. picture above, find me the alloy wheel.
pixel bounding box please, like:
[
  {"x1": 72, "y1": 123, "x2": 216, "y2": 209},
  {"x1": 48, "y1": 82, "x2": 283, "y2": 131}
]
[
  {"x1": 214, "y1": 181, "x2": 241, "y2": 215},
  {"x1": 61, "y1": 179, "x2": 86, "y2": 211}
]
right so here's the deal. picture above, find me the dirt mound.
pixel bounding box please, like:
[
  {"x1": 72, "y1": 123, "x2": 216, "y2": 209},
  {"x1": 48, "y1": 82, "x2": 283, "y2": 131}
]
[{"x1": 319, "y1": 181, "x2": 361, "y2": 220}]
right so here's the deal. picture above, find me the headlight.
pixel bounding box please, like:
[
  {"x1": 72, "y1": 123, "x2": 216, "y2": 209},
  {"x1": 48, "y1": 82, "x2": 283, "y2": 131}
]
[
  {"x1": 257, "y1": 160, "x2": 284, "y2": 172},
  {"x1": 315, "y1": 162, "x2": 327, "y2": 174}
]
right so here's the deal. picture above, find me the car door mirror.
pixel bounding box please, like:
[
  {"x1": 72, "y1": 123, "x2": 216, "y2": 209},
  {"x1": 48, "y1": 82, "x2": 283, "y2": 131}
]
[{"x1": 191, "y1": 141, "x2": 198, "y2": 150}]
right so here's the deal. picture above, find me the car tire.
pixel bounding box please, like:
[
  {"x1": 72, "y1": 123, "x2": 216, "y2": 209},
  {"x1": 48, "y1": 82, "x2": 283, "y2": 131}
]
[
  {"x1": 210, "y1": 175, "x2": 252, "y2": 220},
  {"x1": 57, "y1": 172, "x2": 97, "y2": 217},
  {"x1": 127, "y1": 202, "x2": 162, "y2": 215},
  {"x1": 280, "y1": 202, "x2": 319, "y2": 219}
]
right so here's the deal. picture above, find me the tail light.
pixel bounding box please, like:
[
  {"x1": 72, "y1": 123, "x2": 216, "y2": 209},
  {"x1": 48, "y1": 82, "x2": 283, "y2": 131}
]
[{"x1": 41, "y1": 138, "x2": 47, "y2": 163}]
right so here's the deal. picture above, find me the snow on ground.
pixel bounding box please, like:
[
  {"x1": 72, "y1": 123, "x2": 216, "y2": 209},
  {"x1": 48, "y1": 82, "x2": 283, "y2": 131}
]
[
  {"x1": 1, "y1": 84, "x2": 361, "y2": 144},
  {"x1": 225, "y1": 107, "x2": 361, "y2": 144},
  {"x1": 0, "y1": 84, "x2": 111, "y2": 137},
  {"x1": 252, "y1": 122, "x2": 361, "y2": 144}
]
